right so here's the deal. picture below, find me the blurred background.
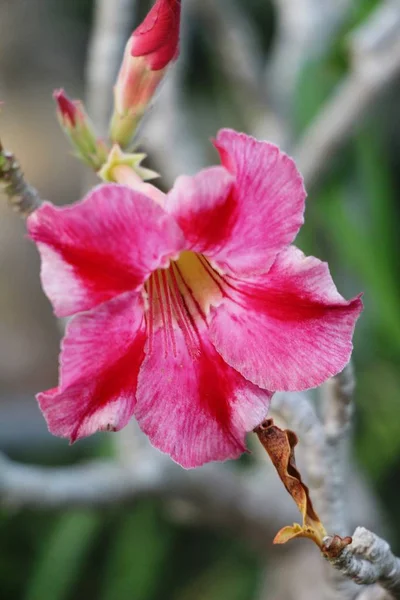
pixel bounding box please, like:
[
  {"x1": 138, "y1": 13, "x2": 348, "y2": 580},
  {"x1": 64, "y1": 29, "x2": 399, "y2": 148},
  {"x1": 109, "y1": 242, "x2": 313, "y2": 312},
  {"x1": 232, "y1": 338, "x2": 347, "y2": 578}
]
[{"x1": 1, "y1": 0, "x2": 400, "y2": 598}]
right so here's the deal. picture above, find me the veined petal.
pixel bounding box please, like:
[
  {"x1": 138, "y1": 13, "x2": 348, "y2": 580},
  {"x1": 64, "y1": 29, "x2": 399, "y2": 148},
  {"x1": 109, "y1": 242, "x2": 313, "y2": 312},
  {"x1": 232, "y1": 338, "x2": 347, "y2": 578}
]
[
  {"x1": 135, "y1": 324, "x2": 271, "y2": 468},
  {"x1": 210, "y1": 246, "x2": 363, "y2": 391},
  {"x1": 38, "y1": 292, "x2": 146, "y2": 442},
  {"x1": 211, "y1": 129, "x2": 306, "y2": 276},
  {"x1": 166, "y1": 166, "x2": 237, "y2": 256},
  {"x1": 28, "y1": 184, "x2": 184, "y2": 317}
]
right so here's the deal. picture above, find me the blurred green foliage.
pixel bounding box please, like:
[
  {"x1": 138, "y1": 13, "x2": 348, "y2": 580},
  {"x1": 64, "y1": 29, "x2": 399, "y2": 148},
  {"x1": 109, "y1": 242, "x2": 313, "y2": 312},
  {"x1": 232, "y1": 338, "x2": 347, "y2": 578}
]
[
  {"x1": 25, "y1": 510, "x2": 102, "y2": 600},
  {"x1": 1, "y1": 0, "x2": 400, "y2": 598},
  {"x1": 0, "y1": 453, "x2": 260, "y2": 600},
  {"x1": 293, "y1": 2, "x2": 400, "y2": 499}
]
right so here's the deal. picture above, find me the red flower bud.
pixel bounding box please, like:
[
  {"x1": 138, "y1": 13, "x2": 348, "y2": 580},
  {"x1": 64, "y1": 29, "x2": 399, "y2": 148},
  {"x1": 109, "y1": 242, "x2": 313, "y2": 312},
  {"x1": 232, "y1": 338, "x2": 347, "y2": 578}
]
[
  {"x1": 111, "y1": 0, "x2": 181, "y2": 148},
  {"x1": 131, "y1": 0, "x2": 181, "y2": 70},
  {"x1": 53, "y1": 89, "x2": 81, "y2": 127},
  {"x1": 53, "y1": 89, "x2": 107, "y2": 170}
]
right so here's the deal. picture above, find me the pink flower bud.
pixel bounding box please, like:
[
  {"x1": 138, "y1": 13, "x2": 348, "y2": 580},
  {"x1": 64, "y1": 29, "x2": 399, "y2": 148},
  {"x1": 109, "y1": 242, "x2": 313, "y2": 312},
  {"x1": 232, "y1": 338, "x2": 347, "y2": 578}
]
[
  {"x1": 54, "y1": 89, "x2": 81, "y2": 127},
  {"x1": 53, "y1": 89, "x2": 107, "y2": 170},
  {"x1": 131, "y1": 0, "x2": 181, "y2": 70},
  {"x1": 111, "y1": 0, "x2": 181, "y2": 147}
]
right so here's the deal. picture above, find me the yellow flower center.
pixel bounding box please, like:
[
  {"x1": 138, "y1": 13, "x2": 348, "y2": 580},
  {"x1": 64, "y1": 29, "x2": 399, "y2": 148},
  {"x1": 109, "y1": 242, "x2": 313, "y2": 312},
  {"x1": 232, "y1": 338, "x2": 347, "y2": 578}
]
[{"x1": 144, "y1": 251, "x2": 224, "y2": 357}]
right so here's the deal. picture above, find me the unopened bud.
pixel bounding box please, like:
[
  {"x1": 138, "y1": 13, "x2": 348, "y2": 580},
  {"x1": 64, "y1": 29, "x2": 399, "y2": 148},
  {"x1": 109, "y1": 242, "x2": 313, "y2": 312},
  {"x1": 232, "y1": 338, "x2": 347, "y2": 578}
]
[
  {"x1": 54, "y1": 89, "x2": 79, "y2": 127},
  {"x1": 110, "y1": 0, "x2": 181, "y2": 148},
  {"x1": 54, "y1": 89, "x2": 107, "y2": 171}
]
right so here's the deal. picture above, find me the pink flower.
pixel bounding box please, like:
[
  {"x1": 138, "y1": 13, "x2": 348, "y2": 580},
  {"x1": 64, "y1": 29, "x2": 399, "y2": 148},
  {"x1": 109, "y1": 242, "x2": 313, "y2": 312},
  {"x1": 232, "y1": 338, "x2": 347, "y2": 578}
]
[
  {"x1": 111, "y1": 0, "x2": 181, "y2": 147},
  {"x1": 28, "y1": 130, "x2": 362, "y2": 468}
]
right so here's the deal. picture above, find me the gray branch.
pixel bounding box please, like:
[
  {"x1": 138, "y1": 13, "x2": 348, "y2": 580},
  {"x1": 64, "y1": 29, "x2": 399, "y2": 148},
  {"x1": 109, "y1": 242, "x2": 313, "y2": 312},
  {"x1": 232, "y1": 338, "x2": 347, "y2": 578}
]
[
  {"x1": 0, "y1": 449, "x2": 297, "y2": 550},
  {"x1": 274, "y1": 369, "x2": 400, "y2": 600},
  {"x1": 320, "y1": 363, "x2": 355, "y2": 536},
  {"x1": 141, "y1": 0, "x2": 206, "y2": 183},
  {"x1": 268, "y1": 0, "x2": 351, "y2": 119},
  {"x1": 272, "y1": 368, "x2": 355, "y2": 536},
  {"x1": 294, "y1": 0, "x2": 400, "y2": 191},
  {"x1": 327, "y1": 527, "x2": 400, "y2": 599},
  {"x1": 85, "y1": 0, "x2": 136, "y2": 136},
  {"x1": 194, "y1": 0, "x2": 282, "y2": 141},
  {"x1": 0, "y1": 139, "x2": 43, "y2": 215}
]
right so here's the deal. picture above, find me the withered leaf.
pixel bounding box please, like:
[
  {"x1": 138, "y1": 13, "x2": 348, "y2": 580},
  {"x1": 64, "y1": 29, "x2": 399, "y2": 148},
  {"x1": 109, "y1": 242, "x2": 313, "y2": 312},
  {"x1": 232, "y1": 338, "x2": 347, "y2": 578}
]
[{"x1": 254, "y1": 418, "x2": 327, "y2": 548}]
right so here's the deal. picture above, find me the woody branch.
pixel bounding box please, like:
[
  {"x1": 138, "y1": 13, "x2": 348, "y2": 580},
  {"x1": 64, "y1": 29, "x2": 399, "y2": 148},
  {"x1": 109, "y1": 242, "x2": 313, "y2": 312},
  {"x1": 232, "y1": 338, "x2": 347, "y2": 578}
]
[
  {"x1": 294, "y1": 0, "x2": 400, "y2": 192},
  {"x1": 0, "y1": 138, "x2": 42, "y2": 215}
]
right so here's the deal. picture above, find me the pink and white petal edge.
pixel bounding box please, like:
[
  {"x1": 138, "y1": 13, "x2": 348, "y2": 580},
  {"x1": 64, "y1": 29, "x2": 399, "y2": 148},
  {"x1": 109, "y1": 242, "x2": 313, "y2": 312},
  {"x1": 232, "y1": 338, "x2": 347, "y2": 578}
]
[
  {"x1": 209, "y1": 129, "x2": 306, "y2": 276},
  {"x1": 38, "y1": 292, "x2": 146, "y2": 442},
  {"x1": 28, "y1": 184, "x2": 185, "y2": 317}
]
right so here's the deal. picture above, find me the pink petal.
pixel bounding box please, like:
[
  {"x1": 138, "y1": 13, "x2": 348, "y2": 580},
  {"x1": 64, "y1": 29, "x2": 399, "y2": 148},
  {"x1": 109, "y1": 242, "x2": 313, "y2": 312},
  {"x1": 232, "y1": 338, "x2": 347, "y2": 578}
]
[
  {"x1": 211, "y1": 129, "x2": 306, "y2": 276},
  {"x1": 166, "y1": 166, "x2": 238, "y2": 258},
  {"x1": 38, "y1": 292, "x2": 146, "y2": 442},
  {"x1": 131, "y1": 0, "x2": 181, "y2": 70},
  {"x1": 135, "y1": 324, "x2": 271, "y2": 468},
  {"x1": 210, "y1": 246, "x2": 363, "y2": 391},
  {"x1": 28, "y1": 184, "x2": 184, "y2": 317}
]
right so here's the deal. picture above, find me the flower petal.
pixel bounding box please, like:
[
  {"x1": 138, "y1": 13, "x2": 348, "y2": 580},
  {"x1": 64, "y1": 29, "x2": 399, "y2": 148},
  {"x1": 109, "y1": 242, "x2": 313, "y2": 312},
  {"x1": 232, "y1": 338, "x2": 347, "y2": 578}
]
[
  {"x1": 131, "y1": 0, "x2": 181, "y2": 70},
  {"x1": 210, "y1": 246, "x2": 363, "y2": 391},
  {"x1": 166, "y1": 166, "x2": 237, "y2": 257},
  {"x1": 38, "y1": 292, "x2": 146, "y2": 442},
  {"x1": 28, "y1": 184, "x2": 184, "y2": 317},
  {"x1": 211, "y1": 129, "x2": 306, "y2": 276},
  {"x1": 135, "y1": 324, "x2": 271, "y2": 468}
]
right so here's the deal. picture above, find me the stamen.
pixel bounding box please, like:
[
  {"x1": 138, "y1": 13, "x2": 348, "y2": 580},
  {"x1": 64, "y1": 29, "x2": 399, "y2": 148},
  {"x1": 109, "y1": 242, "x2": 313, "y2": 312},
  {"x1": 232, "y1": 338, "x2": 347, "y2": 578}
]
[
  {"x1": 146, "y1": 275, "x2": 154, "y2": 354},
  {"x1": 197, "y1": 255, "x2": 226, "y2": 297},
  {"x1": 145, "y1": 252, "x2": 232, "y2": 359},
  {"x1": 174, "y1": 262, "x2": 207, "y2": 324},
  {"x1": 200, "y1": 255, "x2": 248, "y2": 309},
  {"x1": 169, "y1": 263, "x2": 199, "y2": 357},
  {"x1": 154, "y1": 270, "x2": 169, "y2": 357},
  {"x1": 161, "y1": 269, "x2": 177, "y2": 357}
]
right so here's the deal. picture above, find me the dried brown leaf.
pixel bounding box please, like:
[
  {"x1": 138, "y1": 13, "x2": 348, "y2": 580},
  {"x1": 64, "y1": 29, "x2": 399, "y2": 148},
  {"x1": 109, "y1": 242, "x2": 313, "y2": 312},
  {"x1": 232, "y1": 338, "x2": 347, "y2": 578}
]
[{"x1": 254, "y1": 418, "x2": 327, "y2": 548}]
